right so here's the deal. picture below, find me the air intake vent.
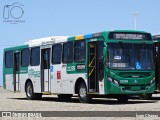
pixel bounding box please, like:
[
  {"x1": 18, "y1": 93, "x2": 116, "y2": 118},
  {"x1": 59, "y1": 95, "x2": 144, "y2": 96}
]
[{"x1": 117, "y1": 72, "x2": 151, "y2": 78}]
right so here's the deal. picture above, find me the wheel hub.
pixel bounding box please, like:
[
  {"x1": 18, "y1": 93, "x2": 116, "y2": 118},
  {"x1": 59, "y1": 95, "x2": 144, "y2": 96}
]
[
  {"x1": 79, "y1": 88, "x2": 86, "y2": 98},
  {"x1": 27, "y1": 85, "x2": 32, "y2": 97}
]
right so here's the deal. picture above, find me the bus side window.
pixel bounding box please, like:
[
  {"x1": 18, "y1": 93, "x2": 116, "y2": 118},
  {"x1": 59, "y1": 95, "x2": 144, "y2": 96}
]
[
  {"x1": 21, "y1": 48, "x2": 30, "y2": 67},
  {"x1": 5, "y1": 51, "x2": 13, "y2": 68},
  {"x1": 30, "y1": 47, "x2": 40, "y2": 66},
  {"x1": 63, "y1": 42, "x2": 73, "y2": 63},
  {"x1": 52, "y1": 44, "x2": 62, "y2": 64},
  {"x1": 74, "y1": 41, "x2": 85, "y2": 62}
]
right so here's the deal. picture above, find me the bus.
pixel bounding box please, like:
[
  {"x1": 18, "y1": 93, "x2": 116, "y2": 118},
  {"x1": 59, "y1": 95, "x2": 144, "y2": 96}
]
[
  {"x1": 152, "y1": 34, "x2": 160, "y2": 95},
  {"x1": 3, "y1": 30, "x2": 155, "y2": 103}
]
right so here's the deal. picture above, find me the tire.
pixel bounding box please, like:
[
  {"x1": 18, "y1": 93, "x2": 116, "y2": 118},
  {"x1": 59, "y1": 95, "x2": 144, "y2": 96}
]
[
  {"x1": 58, "y1": 94, "x2": 73, "y2": 101},
  {"x1": 78, "y1": 82, "x2": 92, "y2": 103},
  {"x1": 117, "y1": 95, "x2": 128, "y2": 103},
  {"x1": 146, "y1": 94, "x2": 152, "y2": 99},
  {"x1": 26, "y1": 82, "x2": 42, "y2": 100},
  {"x1": 139, "y1": 94, "x2": 152, "y2": 100}
]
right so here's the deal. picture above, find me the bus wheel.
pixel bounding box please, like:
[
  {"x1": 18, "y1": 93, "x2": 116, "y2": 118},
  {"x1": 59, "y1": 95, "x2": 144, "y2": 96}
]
[
  {"x1": 78, "y1": 82, "x2": 92, "y2": 103},
  {"x1": 139, "y1": 94, "x2": 152, "y2": 100},
  {"x1": 146, "y1": 94, "x2": 152, "y2": 99},
  {"x1": 58, "y1": 94, "x2": 73, "y2": 101},
  {"x1": 26, "y1": 82, "x2": 42, "y2": 100},
  {"x1": 117, "y1": 95, "x2": 128, "y2": 103}
]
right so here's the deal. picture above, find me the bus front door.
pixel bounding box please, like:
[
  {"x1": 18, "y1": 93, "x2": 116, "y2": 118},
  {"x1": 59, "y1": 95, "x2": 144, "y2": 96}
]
[
  {"x1": 88, "y1": 41, "x2": 104, "y2": 93},
  {"x1": 41, "y1": 48, "x2": 51, "y2": 92},
  {"x1": 13, "y1": 52, "x2": 20, "y2": 92}
]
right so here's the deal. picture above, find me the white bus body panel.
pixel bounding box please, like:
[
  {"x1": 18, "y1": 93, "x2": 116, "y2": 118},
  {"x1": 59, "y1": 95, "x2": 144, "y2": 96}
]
[
  {"x1": 50, "y1": 64, "x2": 87, "y2": 94},
  {"x1": 28, "y1": 66, "x2": 41, "y2": 93},
  {"x1": 5, "y1": 74, "x2": 14, "y2": 91},
  {"x1": 19, "y1": 74, "x2": 29, "y2": 92}
]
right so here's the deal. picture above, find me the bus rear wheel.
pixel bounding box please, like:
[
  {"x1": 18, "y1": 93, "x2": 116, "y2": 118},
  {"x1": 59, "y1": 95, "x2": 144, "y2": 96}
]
[
  {"x1": 26, "y1": 82, "x2": 42, "y2": 100},
  {"x1": 78, "y1": 82, "x2": 92, "y2": 103}
]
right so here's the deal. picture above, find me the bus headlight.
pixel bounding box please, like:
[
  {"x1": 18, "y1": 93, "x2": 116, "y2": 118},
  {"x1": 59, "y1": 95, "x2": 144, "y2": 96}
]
[
  {"x1": 150, "y1": 77, "x2": 155, "y2": 85},
  {"x1": 107, "y1": 77, "x2": 119, "y2": 86},
  {"x1": 113, "y1": 79, "x2": 119, "y2": 86},
  {"x1": 107, "y1": 77, "x2": 113, "y2": 82}
]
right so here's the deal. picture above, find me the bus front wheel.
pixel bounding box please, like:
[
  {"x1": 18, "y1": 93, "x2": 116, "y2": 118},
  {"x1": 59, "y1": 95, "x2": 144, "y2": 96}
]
[
  {"x1": 139, "y1": 93, "x2": 152, "y2": 100},
  {"x1": 26, "y1": 82, "x2": 42, "y2": 100},
  {"x1": 78, "y1": 82, "x2": 92, "y2": 103}
]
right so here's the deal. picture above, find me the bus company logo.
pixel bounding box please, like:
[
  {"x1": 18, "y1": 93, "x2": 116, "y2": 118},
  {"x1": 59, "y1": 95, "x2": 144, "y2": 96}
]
[
  {"x1": 3, "y1": 2, "x2": 25, "y2": 24},
  {"x1": 28, "y1": 69, "x2": 40, "y2": 78},
  {"x1": 134, "y1": 80, "x2": 138, "y2": 84},
  {"x1": 67, "y1": 66, "x2": 75, "y2": 72}
]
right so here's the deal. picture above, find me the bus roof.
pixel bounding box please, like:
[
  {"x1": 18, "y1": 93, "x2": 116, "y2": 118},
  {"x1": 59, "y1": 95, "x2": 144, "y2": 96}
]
[
  {"x1": 4, "y1": 36, "x2": 68, "y2": 51},
  {"x1": 4, "y1": 30, "x2": 152, "y2": 51},
  {"x1": 68, "y1": 30, "x2": 151, "y2": 41},
  {"x1": 25, "y1": 36, "x2": 68, "y2": 46}
]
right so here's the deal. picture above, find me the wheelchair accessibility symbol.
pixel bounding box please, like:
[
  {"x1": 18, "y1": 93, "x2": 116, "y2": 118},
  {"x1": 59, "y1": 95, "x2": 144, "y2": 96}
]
[{"x1": 136, "y1": 62, "x2": 141, "y2": 69}]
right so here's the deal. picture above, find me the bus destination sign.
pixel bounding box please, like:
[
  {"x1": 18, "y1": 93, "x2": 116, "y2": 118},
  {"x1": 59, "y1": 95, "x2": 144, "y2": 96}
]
[
  {"x1": 108, "y1": 32, "x2": 151, "y2": 40},
  {"x1": 114, "y1": 33, "x2": 143, "y2": 40}
]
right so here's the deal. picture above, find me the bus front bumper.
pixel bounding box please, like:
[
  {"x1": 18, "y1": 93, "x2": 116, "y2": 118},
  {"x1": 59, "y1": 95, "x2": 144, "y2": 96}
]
[{"x1": 107, "y1": 83, "x2": 155, "y2": 95}]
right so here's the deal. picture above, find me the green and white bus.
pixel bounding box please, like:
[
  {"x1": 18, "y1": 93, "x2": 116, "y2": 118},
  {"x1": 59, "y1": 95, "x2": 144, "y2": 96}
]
[
  {"x1": 3, "y1": 30, "x2": 155, "y2": 103},
  {"x1": 153, "y1": 34, "x2": 160, "y2": 94}
]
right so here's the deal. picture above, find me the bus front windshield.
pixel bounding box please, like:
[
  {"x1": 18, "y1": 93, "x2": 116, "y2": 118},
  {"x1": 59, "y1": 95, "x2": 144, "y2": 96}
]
[{"x1": 108, "y1": 43, "x2": 154, "y2": 70}]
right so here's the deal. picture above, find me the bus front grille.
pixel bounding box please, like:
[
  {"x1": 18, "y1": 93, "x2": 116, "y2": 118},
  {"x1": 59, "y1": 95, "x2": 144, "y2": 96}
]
[
  {"x1": 123, "y1": 86, "x2": 147, "y2": 91},
  {"x1": 117, "y1": 72, "x2": 151, "y2": 78}
]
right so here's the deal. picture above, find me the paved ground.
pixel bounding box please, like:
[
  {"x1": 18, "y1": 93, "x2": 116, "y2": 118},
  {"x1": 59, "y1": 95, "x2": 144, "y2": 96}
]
[{"x1": 0, "y1": 87, "x2": 160, "y2": 120}]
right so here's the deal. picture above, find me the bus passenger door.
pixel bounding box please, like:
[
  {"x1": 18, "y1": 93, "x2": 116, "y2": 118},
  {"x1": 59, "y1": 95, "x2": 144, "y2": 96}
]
[
  {"x1": 88, "y1": 41, "x2": 104, "y2": 93},
  {"x1": 13, "y1": 52, "x2": 20, "y2": 92},
  {"x1": 41, "y1": 48, "x2": 51, "y2": 92}
]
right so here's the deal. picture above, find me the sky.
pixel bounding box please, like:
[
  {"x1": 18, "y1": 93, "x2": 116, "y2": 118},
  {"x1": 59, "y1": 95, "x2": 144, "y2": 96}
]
[{"x1": 0, "y1": 0, "x2": 160, "y2": 86}]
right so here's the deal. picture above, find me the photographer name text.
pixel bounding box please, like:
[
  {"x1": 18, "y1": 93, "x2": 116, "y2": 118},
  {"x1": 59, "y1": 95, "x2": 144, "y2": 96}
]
[{"x1": 136, "y1": 113, "x2": 159, "y2": 118}]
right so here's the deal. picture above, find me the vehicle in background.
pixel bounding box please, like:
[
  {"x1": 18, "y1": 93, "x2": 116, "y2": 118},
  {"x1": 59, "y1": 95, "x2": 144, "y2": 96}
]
[{"x1": 152, "y1": 34, "x2": 160, "y2": 98}]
